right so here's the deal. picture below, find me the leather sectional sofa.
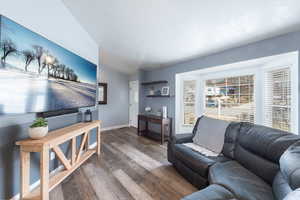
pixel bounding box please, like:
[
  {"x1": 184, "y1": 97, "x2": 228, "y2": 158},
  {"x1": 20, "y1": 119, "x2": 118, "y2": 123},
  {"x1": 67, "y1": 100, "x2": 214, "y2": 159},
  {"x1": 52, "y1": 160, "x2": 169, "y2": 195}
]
[{"x1": 168, "y1": 118, "x2": 300, "y2": 200}]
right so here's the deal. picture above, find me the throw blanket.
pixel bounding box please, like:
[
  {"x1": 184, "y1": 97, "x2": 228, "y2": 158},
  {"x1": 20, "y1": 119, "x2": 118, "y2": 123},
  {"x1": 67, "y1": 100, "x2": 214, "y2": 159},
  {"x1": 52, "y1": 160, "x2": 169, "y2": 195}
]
[
  {"x1": 183, "y1": 143, "x2": 219, "y2": 157},
  {"x1": 192, "y1": 116, "x2": 230, "y2": 154}
]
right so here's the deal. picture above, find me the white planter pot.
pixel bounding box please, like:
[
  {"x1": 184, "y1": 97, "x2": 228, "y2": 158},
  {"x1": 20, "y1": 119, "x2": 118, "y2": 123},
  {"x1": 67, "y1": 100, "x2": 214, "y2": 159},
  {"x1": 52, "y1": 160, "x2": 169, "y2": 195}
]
[{"x1": 28, "y1": 126, "x2": 48, "y2": 139}]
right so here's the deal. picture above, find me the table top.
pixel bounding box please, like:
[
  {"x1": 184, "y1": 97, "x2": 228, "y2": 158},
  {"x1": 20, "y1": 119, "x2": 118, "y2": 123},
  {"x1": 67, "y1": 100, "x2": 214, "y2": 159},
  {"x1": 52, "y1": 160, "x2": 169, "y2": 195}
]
[
  {"x1": 16, "y1": 120, "x2": 101, "y2": 146},
  {"x1": 138, "y1": 113, "x2": 171, "y2": 120}
]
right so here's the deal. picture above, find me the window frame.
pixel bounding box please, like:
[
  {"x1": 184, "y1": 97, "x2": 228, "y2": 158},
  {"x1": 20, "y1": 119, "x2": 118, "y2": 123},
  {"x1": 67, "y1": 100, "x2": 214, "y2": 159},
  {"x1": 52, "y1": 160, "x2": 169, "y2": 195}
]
[
  {"x1": 182, "y1": 79, "x2": 197, "y2": 126},
  {"x1": 179, "y1": 76, "x2": 200, "y2": 133},
  {"x1": 261, "y1": 57, "x2": 298, "y2": 133},
  {"x1": 201, "y1": 72, "x2": 256, "y2": 124},
  {"x1": 175, "y1": 52, "x2": 298, "y2": 134}
]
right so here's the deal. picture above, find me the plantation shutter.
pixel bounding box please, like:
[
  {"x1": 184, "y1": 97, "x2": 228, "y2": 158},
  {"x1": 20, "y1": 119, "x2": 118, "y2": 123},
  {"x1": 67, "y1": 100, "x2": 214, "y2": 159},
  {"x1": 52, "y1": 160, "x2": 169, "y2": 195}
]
[
  {"x1": 264, "y1": 67, "x2": 291, "y2": 132},
  {"x1": 183, "y1": 80, "x2": 197, "y2": 125}
]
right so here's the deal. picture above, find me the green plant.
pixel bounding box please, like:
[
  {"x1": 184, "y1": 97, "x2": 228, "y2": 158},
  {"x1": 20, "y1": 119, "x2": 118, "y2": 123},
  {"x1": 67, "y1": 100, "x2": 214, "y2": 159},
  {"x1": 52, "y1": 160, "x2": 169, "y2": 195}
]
[{"x1": 30, "y1": 118, "x2": 48, "y2": 128}]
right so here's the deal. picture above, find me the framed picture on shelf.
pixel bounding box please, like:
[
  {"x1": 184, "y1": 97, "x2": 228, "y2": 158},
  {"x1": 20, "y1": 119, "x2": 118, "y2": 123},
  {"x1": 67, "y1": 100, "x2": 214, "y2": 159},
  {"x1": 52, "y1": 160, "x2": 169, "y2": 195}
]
[
  {"x1": 161, "y1": 86, "x2": 169, "y2": 96},
  {"x1": 98, "y1": 83, "x2": 107, "y2": 104}
]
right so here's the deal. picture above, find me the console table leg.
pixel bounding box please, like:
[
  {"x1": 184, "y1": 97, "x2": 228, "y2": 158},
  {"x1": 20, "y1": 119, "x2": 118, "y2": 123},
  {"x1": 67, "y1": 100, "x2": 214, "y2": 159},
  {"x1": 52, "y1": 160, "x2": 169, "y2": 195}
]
[
  {"x1": 161, "y1": 121, "x2": 165, "y2": 145},
  {"x1": 20, "y1": 150, "x2": 30, "y2": 199},
  {"x1": 137, "y1": 117, "x2": 140, "y2": 136},
  {"x1": 97, "y1": 125, "x2": 101, "y2": 156},
  {"x1": 40, "y1": 147, "x2": 49, "y2": 200},
  {"x1": 72, "y1": 137, "x2": 76, "y2": 165}
]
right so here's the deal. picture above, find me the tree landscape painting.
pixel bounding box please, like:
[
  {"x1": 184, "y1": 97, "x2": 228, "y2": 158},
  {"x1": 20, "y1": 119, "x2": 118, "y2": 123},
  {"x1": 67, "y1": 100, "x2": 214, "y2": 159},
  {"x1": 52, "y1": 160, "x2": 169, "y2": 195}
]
[{"x1": 0, "y1": 15, "x2": 97, "y2": 114}]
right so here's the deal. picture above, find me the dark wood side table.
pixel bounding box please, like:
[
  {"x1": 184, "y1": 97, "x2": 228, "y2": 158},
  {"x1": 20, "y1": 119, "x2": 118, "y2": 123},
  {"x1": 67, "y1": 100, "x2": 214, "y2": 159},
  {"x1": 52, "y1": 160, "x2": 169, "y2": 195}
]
[{"x1": 137, "y1": 114, "x2": 172, "y2": 144}]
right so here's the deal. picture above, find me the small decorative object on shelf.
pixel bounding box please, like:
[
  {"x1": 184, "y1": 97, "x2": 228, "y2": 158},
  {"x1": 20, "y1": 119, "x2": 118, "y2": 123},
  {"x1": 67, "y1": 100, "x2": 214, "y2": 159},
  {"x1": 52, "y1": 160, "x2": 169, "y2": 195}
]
[
  {"x1": 28, "y1": 118, "x2": 48, "y2": 139},
  {"x1": 84, "y1": 109, "x2": 93, "y2": 122},
  {"x1": 149, "y1": 87, "x2": 155, "y2": 95},
  {"x1": 145, "y1": 106, "x2": 152, "y2": 112},
  {"x1": 161, "y1": 86, "x2": 170, "y2": 96}
]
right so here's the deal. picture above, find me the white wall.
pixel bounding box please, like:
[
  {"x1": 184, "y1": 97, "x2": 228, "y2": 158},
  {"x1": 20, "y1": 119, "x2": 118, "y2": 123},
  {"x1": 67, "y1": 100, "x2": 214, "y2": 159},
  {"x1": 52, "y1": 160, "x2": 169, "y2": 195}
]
[{"x1": 0, "y1": 0, "x2": 99, "y2": 127}]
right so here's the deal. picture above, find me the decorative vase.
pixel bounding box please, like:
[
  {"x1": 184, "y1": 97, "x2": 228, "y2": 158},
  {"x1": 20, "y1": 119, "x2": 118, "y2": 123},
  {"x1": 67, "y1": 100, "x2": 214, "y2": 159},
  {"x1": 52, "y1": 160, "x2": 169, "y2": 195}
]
[
  {"x1": 28, "y1": 126, "x2": 48, "y2": 139},
  {"x1": 84, "y1": 109, "x2": 92, "y2": 122},
  {"x1": 162, "y1": 106, "x2": 167, "y2": 118}
]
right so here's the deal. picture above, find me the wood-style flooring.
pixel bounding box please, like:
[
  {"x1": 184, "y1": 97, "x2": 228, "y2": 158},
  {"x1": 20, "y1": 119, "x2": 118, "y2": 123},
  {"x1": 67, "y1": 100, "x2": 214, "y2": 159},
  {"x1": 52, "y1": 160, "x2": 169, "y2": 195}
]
[{"x1": 49, "y1": 127, "x2": 197, "y2": 200}]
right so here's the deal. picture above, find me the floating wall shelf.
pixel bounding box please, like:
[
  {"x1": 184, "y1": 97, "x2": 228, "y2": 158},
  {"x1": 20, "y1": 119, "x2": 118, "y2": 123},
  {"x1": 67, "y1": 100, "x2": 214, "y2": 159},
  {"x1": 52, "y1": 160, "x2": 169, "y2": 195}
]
[
  {"x1": 146, "y1": 95, "x2": 171, "y2": 98},
  {"x1": 141, "y1": 80, "x2": 168, "y2": 86}
]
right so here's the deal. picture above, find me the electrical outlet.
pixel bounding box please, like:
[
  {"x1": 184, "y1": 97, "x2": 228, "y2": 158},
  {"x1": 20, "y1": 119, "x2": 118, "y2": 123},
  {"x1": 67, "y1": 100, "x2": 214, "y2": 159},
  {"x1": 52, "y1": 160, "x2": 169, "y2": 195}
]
[{"x1": 50, "y1": 152, "x2": 55, "y2": 160}]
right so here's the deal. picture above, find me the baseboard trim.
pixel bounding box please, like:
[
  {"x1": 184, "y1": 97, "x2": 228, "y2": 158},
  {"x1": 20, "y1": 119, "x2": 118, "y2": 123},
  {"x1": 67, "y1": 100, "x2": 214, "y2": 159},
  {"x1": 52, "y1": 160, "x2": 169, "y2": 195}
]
[
  {"x1": 101, "y1": 124, "x2": 129, "y2": 132},
  {"x1": 10, "y1": 142, "x2": 98, "y2": 200}
]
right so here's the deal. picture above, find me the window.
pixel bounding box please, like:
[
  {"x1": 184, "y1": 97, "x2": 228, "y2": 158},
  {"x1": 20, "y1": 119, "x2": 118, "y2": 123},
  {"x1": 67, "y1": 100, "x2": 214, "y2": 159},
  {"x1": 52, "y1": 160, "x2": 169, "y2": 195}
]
[
  {"x1": 264, "y1": 68, "x2": 291, "y2": 131},
  {"x1": 183, "y1": 80, "x2": 197, "y2": 125},
  {"x1": 176, "y1": 52, "x2": 298, "y2": 134},
  {"x1": 204, "y1": 75, "x2": 255, "y2": 123}
]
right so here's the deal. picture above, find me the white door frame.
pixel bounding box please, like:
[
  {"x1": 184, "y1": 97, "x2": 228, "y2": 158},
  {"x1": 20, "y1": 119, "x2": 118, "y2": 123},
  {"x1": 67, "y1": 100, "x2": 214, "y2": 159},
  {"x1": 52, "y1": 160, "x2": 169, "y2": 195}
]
[{"x1": 129, "y1": 80, "x2": 139, "y2": 127}]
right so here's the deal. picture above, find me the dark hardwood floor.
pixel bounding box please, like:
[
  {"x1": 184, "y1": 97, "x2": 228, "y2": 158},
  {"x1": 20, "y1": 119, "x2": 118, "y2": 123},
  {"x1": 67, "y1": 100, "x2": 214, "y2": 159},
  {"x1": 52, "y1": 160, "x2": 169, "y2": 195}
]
[{"x1": 49, "y1": 127, "x2": 197, "y2": 200}]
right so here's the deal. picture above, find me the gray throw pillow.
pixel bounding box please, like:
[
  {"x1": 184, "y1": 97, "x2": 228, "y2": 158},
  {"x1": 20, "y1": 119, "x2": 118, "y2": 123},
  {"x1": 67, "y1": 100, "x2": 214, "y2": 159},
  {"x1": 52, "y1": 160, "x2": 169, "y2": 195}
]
[{"x1": 192, "y1": 116, "x2": 230, "y2": 154}]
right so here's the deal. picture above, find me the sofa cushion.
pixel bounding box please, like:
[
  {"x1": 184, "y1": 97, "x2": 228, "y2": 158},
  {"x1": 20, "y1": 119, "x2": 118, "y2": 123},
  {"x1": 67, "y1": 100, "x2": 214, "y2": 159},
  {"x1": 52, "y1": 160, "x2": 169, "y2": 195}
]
[
  {"x1": 234, "y1": 123, "x2": 300, "y2": 184},
  {"x1": 209, "y1": 161, "x2": 275, "y2": 200},
  {"x1": 193, "y1": 116, "x2": 230, "y2": 154},
  {"x1": 222, "y1": 122, "x2": 241, "y2": 159},
  {"x1": 173, "y1": 144, "x2": 228, "y2": 177},
  {"x1": 234, "y1": 143, "x2": 279, "y2": 185},
  {"x1": 181, "y1": 184, "x2": 237, "y2": 200},
  {"x1": 183, "y1": 143, "x2": 219, "y2": 157},
  {"x1": 237, "y1": 123, "x2": 299, "y2": 164},
  {"x1": 173, "y1": 158, "x2": 208, "y2": 189}
]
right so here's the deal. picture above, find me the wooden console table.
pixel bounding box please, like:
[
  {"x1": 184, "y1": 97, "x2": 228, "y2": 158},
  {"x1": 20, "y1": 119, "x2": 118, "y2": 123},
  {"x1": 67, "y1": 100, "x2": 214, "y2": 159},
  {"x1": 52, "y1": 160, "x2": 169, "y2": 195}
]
[
  {"x1": 137, "y1": 114, "x2": 172, "y2": 144},
  {"x1": 16, "y1": 120, "x2": 101, "y2": 200}
]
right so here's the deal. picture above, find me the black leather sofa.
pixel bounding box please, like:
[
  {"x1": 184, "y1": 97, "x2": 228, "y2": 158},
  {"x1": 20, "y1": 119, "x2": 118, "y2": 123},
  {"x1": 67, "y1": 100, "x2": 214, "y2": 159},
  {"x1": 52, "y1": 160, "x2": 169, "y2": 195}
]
[{"x1": 168, "y1": 118, "x2": 300, "y2": 200}]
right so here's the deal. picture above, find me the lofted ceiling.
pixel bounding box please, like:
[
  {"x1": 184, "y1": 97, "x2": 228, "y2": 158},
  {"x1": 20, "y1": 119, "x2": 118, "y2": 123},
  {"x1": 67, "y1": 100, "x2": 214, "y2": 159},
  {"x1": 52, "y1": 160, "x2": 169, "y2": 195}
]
[{"x1": 62, "y1": 0, "x2": 300, "y2": 74}]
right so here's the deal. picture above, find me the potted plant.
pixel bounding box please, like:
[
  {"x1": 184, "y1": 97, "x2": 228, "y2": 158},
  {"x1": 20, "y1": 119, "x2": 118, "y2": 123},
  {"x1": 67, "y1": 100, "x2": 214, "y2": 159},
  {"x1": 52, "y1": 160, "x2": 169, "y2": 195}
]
[{"x1": 28, "y1": 118, "x2": 48, "y2": 139}]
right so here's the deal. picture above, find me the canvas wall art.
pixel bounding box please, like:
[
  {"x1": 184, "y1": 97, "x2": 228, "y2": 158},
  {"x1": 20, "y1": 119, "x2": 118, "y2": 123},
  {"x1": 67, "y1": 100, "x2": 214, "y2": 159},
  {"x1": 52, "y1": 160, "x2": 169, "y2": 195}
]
[{"x1": 0, "y1": 15, "x2": 97, "y2": 114}]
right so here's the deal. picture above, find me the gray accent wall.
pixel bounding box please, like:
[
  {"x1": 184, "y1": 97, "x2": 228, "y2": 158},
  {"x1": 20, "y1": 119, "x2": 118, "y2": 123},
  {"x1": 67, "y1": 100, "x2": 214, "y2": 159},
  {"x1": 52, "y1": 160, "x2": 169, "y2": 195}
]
[
  {"x1": 99, "y1": 66, "x2": 130, "y2": 128},
  {"x1": 140, "y1": 30, "x2": 300, "y2": 134}
]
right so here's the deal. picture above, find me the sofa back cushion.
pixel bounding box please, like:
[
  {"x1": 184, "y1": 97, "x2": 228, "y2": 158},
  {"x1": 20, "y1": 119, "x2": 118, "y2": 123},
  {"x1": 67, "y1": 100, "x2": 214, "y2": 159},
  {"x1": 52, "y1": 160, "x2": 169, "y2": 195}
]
[
  {"x1": 230, "y1": 123, "x2": 300, "y2": 184},
  {"x1": 222, "y1": 122, "x2": 241, "y2": 159},
  {"x1": 193, "y1": 116, "x2": 230, "y2": 154}
]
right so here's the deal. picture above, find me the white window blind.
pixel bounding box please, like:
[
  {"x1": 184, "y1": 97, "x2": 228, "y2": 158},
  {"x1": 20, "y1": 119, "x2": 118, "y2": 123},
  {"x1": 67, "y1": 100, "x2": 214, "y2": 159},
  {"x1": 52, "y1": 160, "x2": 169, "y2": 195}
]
[
  {"x1": 264, "y1": 67, "x2": 291, "y2": 132},
  {"x1": 204, "y1": 75, "x2": 255, "y2": 123},
  {"x1": 183, "y1": 80, "x2": 197, "y2": 125}
]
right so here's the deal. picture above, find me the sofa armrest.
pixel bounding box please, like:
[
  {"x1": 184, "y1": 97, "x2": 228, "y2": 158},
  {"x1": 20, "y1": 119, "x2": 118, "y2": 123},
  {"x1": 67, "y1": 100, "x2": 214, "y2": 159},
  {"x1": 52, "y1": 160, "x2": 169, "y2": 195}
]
[
  {"x1": 168, "y1": 133, "x2": 193, "y2": 163},
  {"x1": 172, "y1": 133, "x2": 193, "y2": 144}
]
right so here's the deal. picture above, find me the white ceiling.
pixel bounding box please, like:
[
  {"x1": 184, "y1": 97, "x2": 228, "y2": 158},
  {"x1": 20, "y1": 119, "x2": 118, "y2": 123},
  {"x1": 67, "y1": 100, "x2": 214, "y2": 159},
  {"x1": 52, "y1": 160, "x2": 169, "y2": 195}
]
[{"x1": 62, "y1": 0, "x2": 300, "y2": 74}]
